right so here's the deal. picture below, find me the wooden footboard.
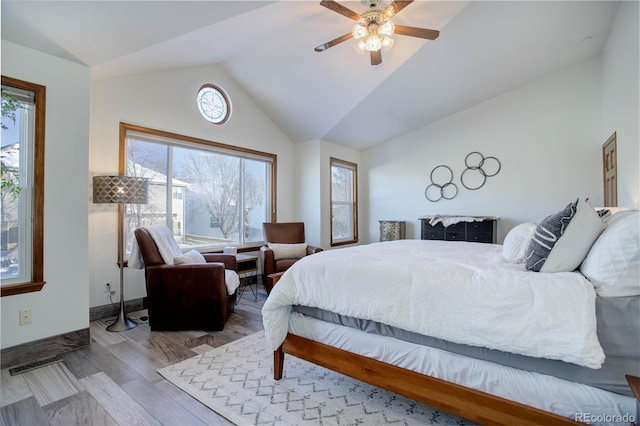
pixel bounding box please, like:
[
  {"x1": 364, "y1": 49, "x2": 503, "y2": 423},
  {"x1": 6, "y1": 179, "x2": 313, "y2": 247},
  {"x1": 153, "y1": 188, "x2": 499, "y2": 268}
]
[{"x1": 274, "y1": 333, "x2": 580, "y2": 425}]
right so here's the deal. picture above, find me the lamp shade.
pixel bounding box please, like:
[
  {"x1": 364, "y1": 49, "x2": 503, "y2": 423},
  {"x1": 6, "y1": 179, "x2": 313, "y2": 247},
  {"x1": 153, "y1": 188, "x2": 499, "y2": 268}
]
[
  {"x1": 93, "y1": 176, "x2": 149, "y2": 204},
  {"x1": 379, "y1": 20, "x2": 395, "y2": 36},
  {"x1": 352, "y1": 23, "x2": 368, "y2": 40},
  {"x1": 365, "y1": 35, "x2": 382, "y2": 52}
]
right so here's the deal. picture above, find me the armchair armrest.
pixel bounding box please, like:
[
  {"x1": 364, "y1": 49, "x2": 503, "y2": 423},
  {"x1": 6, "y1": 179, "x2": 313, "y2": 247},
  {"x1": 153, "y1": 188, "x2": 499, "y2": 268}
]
[
  {"x1": 260, "y1": 246, "x2": 276, "y2": 277},
  {"x1": 203, "y1": 253, "x2": 237, "y2": 271},
  {"x1": 147, "y1": 262, "x2": 228, "y2": 299}
]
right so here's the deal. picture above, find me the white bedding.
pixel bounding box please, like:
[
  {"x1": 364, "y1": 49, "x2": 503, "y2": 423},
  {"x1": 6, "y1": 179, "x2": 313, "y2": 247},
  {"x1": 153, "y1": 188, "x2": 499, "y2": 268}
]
[{"x1": 262, "y1": 240, "x2": 605, "y2": 368}]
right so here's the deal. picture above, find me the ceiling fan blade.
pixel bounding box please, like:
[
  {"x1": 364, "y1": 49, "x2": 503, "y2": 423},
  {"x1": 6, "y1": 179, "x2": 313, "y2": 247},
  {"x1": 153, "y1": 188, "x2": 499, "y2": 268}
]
[
  {"x1": 382, "y1": 1, "x2": 413, "y2": 19},
  {"x1": 394, "y1": 25, "x2": 440, "y2": 40},
  {"x1": 370, "y1": 49, "x2": 382, "y2": 66},
  {"x1": 320, "y1": 0, "x2": 361, "y2": 20},
  {"x1": 314, "y1": 33, "x2": 353, "y2": 52}
]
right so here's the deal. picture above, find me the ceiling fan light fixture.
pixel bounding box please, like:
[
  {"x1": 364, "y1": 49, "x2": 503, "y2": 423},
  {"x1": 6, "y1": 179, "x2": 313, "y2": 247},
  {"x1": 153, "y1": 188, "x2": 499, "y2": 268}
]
[
  {"x1": 316, "y1": 0, "x2": 440, "y2": 66},
  {"x1": 381, "y1": 36, "x2": 394, "y2": 50},
  {"x1": 378, "y1": 20, "x2": 395, "y2": 36},
  {"x1": 352, "y1": 23, "x2": 368, "y2": 39},
  {"x1": 365, "y1": 34, "x2": 382, "y2": 52}
]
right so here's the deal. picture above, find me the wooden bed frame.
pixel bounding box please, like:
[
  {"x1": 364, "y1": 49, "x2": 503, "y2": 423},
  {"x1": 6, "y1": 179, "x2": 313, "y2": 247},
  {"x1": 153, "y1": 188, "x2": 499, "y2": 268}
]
[{"x1": 274, "y1": 333, "x2": 581, "y2": 425}]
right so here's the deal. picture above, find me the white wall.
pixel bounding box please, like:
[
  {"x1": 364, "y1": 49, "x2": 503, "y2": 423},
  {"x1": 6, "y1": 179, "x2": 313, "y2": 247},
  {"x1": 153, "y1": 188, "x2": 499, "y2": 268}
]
[
  {"x1": 295, "y1": 140, "x2": 362, "y2": 250},
  {"x1": 1, "y1": 41, "x2": 90, "y2": 349},
  {"x1": 295, "y1": 140, "x2": 322, "y2": 245},
  {"x1": 89, "y1": 65, "x2": 297, "y2": 308},
  {"x1": 364, "y1": 56, "x2": 604, "y2": 244},
  {"x1": 601, "y1": 1, "x2": 639, "y2": 209}
]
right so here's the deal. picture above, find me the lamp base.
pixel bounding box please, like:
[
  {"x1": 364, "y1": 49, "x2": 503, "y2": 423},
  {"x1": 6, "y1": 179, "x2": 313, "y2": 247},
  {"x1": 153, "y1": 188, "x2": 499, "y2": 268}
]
[{"x1": 106, "y1": 311, "x2": 137, "y2": 332}]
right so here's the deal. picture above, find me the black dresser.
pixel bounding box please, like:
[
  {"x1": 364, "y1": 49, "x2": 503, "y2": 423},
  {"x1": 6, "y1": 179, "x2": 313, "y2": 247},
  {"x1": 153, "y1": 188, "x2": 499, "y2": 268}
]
[{"x1": 419, "y1": 216, "x2": 498, "y2": 244}]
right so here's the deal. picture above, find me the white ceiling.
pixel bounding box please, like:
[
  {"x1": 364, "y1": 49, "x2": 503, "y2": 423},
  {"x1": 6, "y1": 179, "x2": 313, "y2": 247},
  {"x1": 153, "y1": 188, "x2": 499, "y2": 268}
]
[{"x1": 1, "y1": 1, "x2": 620, "y2": 150}]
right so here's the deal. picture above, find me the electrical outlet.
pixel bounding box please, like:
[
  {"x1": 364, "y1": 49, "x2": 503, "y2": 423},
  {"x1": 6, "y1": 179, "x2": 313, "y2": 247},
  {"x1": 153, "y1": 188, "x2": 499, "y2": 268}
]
[
  {"x1": 104, "y1": 281, "x2": 115, "y2": 295},
  {"x1": 19, "y1": 309, "x2": 32, "y2": 326}
]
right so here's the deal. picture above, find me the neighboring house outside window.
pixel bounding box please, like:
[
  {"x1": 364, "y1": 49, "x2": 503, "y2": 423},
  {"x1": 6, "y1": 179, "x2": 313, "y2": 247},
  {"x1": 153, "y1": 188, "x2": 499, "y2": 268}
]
[
  {"x1": 172, "y1": 187, "x2": 183, "y2": 200},
  {"x1": 210, "y1": 217, "x2": 220, "y2": 229},
  {"x1": 330, "y1": 157, "x2": 358, "y2": 247},
  {"x1": 1, "y1": 76, "x2": 46, "y2": 297},
  {"x1": 120, "y1": 123, "x2": 276, "y2": 255}
]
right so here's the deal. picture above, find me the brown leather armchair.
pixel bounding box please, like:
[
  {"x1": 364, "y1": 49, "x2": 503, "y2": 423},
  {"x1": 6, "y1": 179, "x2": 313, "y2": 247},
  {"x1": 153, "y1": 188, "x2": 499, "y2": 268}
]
[
  {"x1": 134, "y1": 228, "x2": 237, "y2": 331},
  {"x1": 260, "y1": 222, "x2": 322, "y2": 294}
]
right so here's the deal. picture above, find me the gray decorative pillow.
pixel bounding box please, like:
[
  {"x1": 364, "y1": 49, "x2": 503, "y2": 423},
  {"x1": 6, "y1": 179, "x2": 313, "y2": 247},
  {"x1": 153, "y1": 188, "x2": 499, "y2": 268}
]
[
  {"x1": 525, "y1": 200, "x2": 577, "y2": 272},
  {"x1": 525, "y1": 198, "x2": 604, "y2": 272}
]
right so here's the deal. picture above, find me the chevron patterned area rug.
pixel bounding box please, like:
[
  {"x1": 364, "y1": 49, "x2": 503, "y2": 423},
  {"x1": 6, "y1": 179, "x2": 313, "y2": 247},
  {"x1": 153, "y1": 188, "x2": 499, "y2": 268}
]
[{"x1": 158, "y1": 331, "x2": 473, "y2": 425}]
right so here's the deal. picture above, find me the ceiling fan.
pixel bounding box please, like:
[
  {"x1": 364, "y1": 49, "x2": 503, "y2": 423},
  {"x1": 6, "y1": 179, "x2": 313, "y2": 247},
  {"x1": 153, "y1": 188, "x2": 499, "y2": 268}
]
[{"x1": 314, "y1": 0, "x2": 440, "y2": 66}]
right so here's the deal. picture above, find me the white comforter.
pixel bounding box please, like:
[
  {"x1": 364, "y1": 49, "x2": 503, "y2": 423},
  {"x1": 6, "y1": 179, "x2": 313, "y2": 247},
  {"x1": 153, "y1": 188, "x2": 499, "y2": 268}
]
[{"x1": 262, "y1": 240, "x2": 605, "y2": 368}]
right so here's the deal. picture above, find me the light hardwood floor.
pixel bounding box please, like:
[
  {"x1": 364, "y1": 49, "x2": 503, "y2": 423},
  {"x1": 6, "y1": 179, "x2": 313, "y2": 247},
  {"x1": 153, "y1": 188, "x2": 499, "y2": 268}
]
[{"x1": 0, "y1": 288, "x2": 267, "y2": 426}]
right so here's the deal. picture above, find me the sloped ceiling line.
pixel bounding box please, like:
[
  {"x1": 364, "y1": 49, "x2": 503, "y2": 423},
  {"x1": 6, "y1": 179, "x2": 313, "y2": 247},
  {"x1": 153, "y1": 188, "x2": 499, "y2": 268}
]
[{"x1": 1, "y1": 0, "x2": 618, "y2": 150}]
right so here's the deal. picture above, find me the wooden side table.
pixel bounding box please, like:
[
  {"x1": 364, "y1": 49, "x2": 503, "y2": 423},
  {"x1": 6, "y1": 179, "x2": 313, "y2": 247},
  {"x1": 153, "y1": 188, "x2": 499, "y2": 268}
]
[{"x1": 236, "y1": 254, "x2": 258, "y2": 302}]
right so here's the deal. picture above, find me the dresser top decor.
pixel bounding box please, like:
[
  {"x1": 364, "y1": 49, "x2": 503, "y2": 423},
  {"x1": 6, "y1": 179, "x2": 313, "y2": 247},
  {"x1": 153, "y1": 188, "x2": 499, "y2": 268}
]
[{"x1": 419, "y1": 215, "x2": 500, "y2": 227}]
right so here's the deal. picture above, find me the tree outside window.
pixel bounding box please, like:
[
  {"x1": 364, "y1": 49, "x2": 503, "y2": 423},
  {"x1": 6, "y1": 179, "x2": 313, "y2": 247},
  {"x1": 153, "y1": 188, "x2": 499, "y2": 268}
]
[
  {"x1": 120, "y1": 123, "x2": 275, "y2": 255},
  {"x1": 1, "y1": 76, "x2": 45, "y2": 296}
]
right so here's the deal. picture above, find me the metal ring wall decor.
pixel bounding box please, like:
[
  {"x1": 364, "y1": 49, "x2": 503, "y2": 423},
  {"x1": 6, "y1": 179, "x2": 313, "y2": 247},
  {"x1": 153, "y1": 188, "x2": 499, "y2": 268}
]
[
  {"x1": 425, "y1": 165, "x2": 458, "y2": 202},
  {"x1": 460, "y1": 151, "x2": 501, "y2": 190}
]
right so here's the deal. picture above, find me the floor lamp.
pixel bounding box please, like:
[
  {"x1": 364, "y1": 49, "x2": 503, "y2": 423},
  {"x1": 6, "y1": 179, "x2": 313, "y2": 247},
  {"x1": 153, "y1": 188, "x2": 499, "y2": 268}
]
[{"x1": 93, "y1": 175, "x2": 149, "y2": 332}]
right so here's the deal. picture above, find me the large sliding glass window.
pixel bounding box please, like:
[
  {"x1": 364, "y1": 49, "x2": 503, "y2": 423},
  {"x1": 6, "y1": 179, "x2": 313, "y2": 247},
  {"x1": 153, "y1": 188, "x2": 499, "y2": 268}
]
[
  {"x1": 330, "y1": 157, "x2": 358, "y2": 246},
  {"x1": 120, "y1": 123, "x2": 276, "y2": 254},
  {"x1": 1, "y1": 76, "x2": 46, "y2": 296}
]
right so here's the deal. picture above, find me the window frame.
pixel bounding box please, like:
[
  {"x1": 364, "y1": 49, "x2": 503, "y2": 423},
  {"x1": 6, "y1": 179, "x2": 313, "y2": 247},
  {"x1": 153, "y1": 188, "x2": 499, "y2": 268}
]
[
  {"x1": 330, "y1": 157, "x2": 358, "y2": 247},
  {"x1": 196, "y1": 83, "x2": 231, "y2": 125},
  {"x1": 1, "y1": 76, "x2": 46, "y2": 297},
  {"x1": 119, "y1": 122, "x2": 277, "y2": 256}
]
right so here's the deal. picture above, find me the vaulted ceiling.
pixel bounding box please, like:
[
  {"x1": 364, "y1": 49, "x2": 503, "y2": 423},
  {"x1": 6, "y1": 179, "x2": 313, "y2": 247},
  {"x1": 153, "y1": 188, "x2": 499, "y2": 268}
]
[{"x1": 1, "y1": 1, "x2": 619, "y2": 150}]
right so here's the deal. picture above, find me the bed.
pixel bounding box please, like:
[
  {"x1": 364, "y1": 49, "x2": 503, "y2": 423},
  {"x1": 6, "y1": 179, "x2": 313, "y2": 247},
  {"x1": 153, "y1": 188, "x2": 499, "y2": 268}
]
[{"x1": 262, "y1": 204, "x2": 639, "y2": 425}]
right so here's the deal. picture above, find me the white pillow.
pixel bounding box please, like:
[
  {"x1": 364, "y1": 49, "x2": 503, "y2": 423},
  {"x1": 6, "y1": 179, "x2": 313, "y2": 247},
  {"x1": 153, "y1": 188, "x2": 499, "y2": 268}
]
[
  {"x1": 174, "y1": 249, "x2": 206, "y2": 265},
  {"x1": 502, "y1": 222, "x2": 537, "y2": 263},
  {"x1": 526, "y1": 198, "x2": 605, "y2": 272},
  {"x1": 580, "y1": 210, "x2": 639, "y2": 297},
  {"x1": 267, "y1": 242, "x2": 308, "y2": 260}
]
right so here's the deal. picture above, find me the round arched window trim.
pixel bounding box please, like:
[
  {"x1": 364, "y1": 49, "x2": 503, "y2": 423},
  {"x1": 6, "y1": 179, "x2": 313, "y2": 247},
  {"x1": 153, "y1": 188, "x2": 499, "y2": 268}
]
[{"x1": 196, "y1": 83, "x2": 232, "y2": 125}]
